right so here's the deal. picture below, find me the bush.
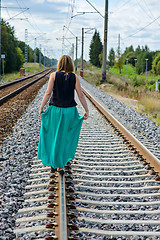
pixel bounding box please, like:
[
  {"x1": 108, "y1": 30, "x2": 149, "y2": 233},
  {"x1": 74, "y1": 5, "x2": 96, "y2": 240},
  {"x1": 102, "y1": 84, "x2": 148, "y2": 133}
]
[{"x1": 152, "y1": 53, "x2": 160, "y2": 75}]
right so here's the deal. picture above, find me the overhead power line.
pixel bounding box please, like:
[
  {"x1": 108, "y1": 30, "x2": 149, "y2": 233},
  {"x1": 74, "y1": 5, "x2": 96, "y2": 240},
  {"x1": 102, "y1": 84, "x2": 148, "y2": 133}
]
[
  {"x1": 15, "y1": 0, "x2": 46, "y2": 38},
  {"x1": 64, "y1": 25, "x2": 76, "y2": 38},
  {"x1": 141, "y1": 0, "x2": 160, "y2": 26},
  {"x1": 111, "y1": 0, "x2": 131, "y2": 13},
  {"x1": 6, "y1": 8, "x2": 29, "y2": 21},
  {"x1": 123, "y1": 14, "x2": 160, "y2": 40},
  {"x1": 85, "y1": 0, "x2": 104, "y2": 18}
]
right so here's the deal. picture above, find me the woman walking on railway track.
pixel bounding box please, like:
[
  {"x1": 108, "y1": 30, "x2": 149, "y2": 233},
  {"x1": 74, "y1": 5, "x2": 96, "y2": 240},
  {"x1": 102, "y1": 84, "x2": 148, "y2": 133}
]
[{"x1": 37, "y1": 55, "x2": 89, "y2": 173}]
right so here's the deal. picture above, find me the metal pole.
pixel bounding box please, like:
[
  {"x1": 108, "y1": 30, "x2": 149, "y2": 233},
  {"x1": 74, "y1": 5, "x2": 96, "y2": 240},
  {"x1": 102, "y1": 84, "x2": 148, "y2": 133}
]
[
  {"x1": 75, "y1": 37, "x2": 78, "y2": 72},
  {"x1": 2, "y1": 58, "x2": 4, "y2": 81},
  {"x1": 34, "y1": 38, "x2": 36, "y2": 72},
  {"x1": 25, "y1": 29, "x2": 28, "y2": 75},
  {"x1": 102, "y1": 0, "x2": 108, "y2": 82},
  {"x1": 145, "y1": 58, "x2": 148, "y2": 81},
  {"x1": 62, "y1": 26, "x2": 64, "y2": 55},
  {"x1": 44, "y1": 48, "x2": 45, "y2": 68},
  {"x1": 118, "y1": 34, "x2": 120, "y2": 56},
  {"x1": 39, "y1": 44, "x2": 41, "y2": 68},
  {"x1": 134, "y1": 58, "x2": 137, "y2": 77},
  {"x1": 0, "y1": 0, "x2": 1, "y2": 83},
  {"x1": 71, "y1": 43, "x2": 74, "y2": 60},
  {"x1": 126, "y1": 58, "x2": 128, "y2": 77},
  {"x1": 81, "y1": 28, "x2": 84, "y2": 74}
]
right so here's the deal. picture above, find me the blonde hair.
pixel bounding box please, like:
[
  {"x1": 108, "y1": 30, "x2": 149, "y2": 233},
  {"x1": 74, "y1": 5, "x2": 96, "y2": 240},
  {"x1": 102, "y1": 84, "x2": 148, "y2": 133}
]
[{"x1": 57, "y1": 55, "x2": 74, "y2": 73}]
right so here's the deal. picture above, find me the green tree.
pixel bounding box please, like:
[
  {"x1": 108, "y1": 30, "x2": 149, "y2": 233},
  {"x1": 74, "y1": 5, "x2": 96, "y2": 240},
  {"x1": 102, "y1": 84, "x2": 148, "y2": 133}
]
[
  {"x1": 122, "y1": 45, "x2": 136, "y2": 66},
  {"x1": 99, "y1": 50, "x2": 103, "y2": 66},
  {"x1": 114, "y1": 44, "x2": 123, "y2": 73},
  {"x1": 114, "y1": 54, "x2": 124, "y2": 73},
  {"x1": 1, "y1": 19, "x2": 25, "y2": 73},
  {"x1": 89, "y1": 30, "x2": 103, "y2": 67},
  {"x1": 137, "y1": 51, "x2": 153, "y2": 74},
  {"x1": 108, "y1": 48, "x2": 115, "y2": 67},
  {"x1": 152, "y1": 52, "x2": 160, "y2": 75},
  {"x1": 16, "y1": 47, "x2": 24, "y2": 70},
  {"x1": 18, "y1": 41, "x2": 34, "y2": 63}
]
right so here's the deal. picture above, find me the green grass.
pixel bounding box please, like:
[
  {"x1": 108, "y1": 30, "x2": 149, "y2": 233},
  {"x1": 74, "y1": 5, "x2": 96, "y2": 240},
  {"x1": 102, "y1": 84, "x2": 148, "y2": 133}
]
[
  {"x1": 1, "y1": 63, "x2": 47, "y2": 83},
  {"x1": 78, "y1": 61, "x2": 160, "y2": 125},
  {"x1": 110, "y1": 64, "x2": 159, "y2": 89}
]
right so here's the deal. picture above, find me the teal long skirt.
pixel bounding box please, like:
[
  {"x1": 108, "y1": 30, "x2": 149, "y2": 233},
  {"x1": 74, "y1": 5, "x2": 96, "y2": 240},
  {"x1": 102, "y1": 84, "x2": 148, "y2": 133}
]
[{"x1": 37, "y1": 105, "x2": 83, "y2": 169}]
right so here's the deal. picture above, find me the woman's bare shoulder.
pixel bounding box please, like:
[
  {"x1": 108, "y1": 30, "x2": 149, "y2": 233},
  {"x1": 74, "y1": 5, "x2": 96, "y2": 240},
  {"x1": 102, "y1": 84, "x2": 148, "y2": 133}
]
[{"x1": 50, "y1": 71, "x2": 56, "y2": 77}]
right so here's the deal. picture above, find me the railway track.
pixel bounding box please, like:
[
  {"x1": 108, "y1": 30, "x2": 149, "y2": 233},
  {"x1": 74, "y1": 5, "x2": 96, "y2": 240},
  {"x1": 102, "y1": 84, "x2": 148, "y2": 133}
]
[
  {"x1": 0, "y1": 69, "x2": 51, "y2": 106},
  {"x1": 14, "y1": 86, "x2": 160, "y2": 239},
  {"x1": 0, "y1": 69, "x2": 52, "y2": 145}
]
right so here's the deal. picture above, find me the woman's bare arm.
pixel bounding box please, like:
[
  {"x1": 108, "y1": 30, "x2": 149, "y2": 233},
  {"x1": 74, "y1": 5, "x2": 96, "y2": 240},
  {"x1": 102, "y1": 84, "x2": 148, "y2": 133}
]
[
  {"x1": 39, "y1": 72, "x2": 56, "y2": 116},
  {"x1": 75, "y1": 75, "x2": 89, "y2": 120}
]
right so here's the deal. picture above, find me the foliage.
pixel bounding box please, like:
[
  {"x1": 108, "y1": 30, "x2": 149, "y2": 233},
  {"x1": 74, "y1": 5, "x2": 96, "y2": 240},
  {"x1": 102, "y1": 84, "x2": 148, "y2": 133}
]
[
  {"x1": 114, "y1": 46, "x2": 124, "y2": 74},
  {"x1": 1, "y1": 19, "x2": 57, "y2": 74},
  {"x1": 15, "y1": 47, "x2": 25, "y2": 71},
  {"x1": 152, "y1": 52, "x2": 160, "y2": 75},
  {"x1": 121, "y1": 44, "x2": 153, "y2": 73},
  {"x1": 99, "y1": 50, "x2": 103, "y2": 67},
  {"x1": 18, "y1": 41, "x2": 34, "y2": 63},
  {"x1": 1, "y1": 19, "x2": 23, "y2": 73},
  {"x1": 108, "y1": 48, "x2": 115, "y2": 67},
  {"x1": 89, "y1": 30, "x2": 103, "y2": 67},
  {"x1": 136, "y1": 51, "x2": 153, "y2": 74}
]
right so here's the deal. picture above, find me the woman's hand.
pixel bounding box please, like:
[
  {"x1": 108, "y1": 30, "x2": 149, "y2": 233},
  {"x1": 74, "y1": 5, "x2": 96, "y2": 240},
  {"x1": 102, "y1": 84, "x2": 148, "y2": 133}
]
[
  {"x1": 39, "y1": 108, "x2": 43, "y2": 117},
  {"x1": 83, "y1": 111, "x2": 89, "y2": 120}
]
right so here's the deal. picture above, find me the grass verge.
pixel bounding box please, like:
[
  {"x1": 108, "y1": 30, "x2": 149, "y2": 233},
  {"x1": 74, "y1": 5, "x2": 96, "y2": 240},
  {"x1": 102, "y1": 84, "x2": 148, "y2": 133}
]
[
  {"x1": 79, "y1": 62, "x2": 160, "y2": 125},
  {"x1": 1, "y1": 63, "x2": 46, "y2": 83}
]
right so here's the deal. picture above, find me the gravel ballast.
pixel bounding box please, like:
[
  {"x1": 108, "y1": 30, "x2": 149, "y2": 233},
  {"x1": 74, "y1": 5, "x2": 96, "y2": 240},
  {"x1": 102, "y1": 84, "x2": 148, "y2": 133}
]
[
  {"x1": 0, "y1": 78, "x2": 159, "y2": 239},
  {"x1": 80, "y1": 78, "x2": 160, "y2": 159}
]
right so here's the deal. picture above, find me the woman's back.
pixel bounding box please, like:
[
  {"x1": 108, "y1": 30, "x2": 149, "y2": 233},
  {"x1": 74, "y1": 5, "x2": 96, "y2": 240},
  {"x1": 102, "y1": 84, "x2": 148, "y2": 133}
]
[{"x1": 49, "y1": 71, "x2": 77, "y2": 108}]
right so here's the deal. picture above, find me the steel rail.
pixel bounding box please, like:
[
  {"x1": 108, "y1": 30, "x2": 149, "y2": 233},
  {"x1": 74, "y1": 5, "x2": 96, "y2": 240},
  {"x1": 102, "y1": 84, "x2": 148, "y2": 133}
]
[
  {"x1": 54, "y1": 172, "x2": 68, "y2": 240},
  {"x1": 13, "y1": 84, "x2": 160, "y2": 239},
  {"x1": 0, "y1": 69, "x2": 51, "y2": 106},
  {"x1": 82, "y1": 87, "x2": 160, "y2": 175},
  {"x1": 0, "y1": 69, "x2": 49, "y2": 90}
]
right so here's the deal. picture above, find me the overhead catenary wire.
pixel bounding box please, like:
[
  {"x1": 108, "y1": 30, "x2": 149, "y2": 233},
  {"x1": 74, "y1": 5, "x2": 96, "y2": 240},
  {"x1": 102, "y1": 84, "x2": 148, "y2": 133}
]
[
  {"x1": 20, "y1": 0, "x2": 46, "y2": 36},
  {"x1": 122, "y1": 13, "x2": 160, "y2": 40},
  {"x1": 110, "y1": 0, "x2": 131, "y2": 13},
  {"x1": 14, "y1": 0, "x2": 47, "y2": 41},
  {"x1": 6, "y1": 8, "x2": 29, "y2": 21},
  {"x1": 135, "y1": 0, "x2": 153, "y2": 21},
  {"x1": 85, "y1": 0, "x2": 104, "y2": 18},
  {"x1": 141, "y1": 0, "x2": 160, "y2": 26}
]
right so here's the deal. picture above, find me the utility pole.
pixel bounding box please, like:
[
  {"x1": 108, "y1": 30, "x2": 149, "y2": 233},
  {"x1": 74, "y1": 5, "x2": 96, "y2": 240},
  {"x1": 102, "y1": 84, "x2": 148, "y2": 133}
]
[
  {"x1": 44, "y1": 48, "x2": 45, "y2": 68},
  {"x1": 25, "y1": 29, "x2": 28, "y2": 75},
  {"x1": 81, "y1": 27, "x2": 84, "y2": 77},
  {"x1": 134, "y1": 58, "x2": 137, "y2": 77},
  {"x1": 145, "y1": 58, "x2": 148, "y2": 80},
  {"x1": 71, "y1": 43, "x2": 74, "y2": 61},
  {"x1": 34, "y1": 38, "x2": 37, "y2": 72},
  {"x1": 102, "y1": 0, "x2": 108, "y2": 82},
  {"x1": 118, "y1": 34, "x2": 120, "y2": 55},
  {"x1": 75, "y1": 37, "x2": 78, "y2": 72},
  {"x1": 39, "y1": 44, "x2": 41, "y2": 68},
  {"x1": 62, "y1": 26, "x2": 65, "y2": 55}
]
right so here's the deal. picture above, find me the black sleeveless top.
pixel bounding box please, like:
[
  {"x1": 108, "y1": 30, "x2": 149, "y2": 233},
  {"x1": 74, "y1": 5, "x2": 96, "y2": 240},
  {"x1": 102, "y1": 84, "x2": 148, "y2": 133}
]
[{"x1": 49, "y1": 71, "x2": 77, "y2": 108}]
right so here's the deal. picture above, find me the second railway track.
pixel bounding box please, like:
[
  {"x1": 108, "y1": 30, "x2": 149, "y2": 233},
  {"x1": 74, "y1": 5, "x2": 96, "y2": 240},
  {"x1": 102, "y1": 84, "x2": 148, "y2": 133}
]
[
  {"x1": 0, "y1": 69, "x2": 51, "y2": 145},
  {"x1": 13, "y1": 83, "x2": 160, "y2": 239},
  {"x1": 0, "y1": 69, "x2": 51, "y2": 105}
]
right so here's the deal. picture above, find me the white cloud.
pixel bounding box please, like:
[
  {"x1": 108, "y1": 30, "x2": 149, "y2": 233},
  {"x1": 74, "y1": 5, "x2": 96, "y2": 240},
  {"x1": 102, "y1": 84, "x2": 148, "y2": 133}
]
[{"x1": 2, "y1": 0, "x2": 160, "y2": 60}]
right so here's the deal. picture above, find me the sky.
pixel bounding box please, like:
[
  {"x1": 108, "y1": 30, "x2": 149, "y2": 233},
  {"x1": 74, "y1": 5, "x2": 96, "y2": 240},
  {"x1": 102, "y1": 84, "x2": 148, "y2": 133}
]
[{"x1": 2, "y1": 0, "x2": 160, "y2": 61}]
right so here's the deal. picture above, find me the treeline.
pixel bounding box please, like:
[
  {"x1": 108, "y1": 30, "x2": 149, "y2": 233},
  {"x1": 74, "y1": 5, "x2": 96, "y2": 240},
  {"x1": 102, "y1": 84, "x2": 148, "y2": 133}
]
[
  {"x1": 89, "y1": 30, "x2": 160, "y2": 75},
  {"x1": 1, "y1": 20, "x2": 57, "y2": 74}
]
